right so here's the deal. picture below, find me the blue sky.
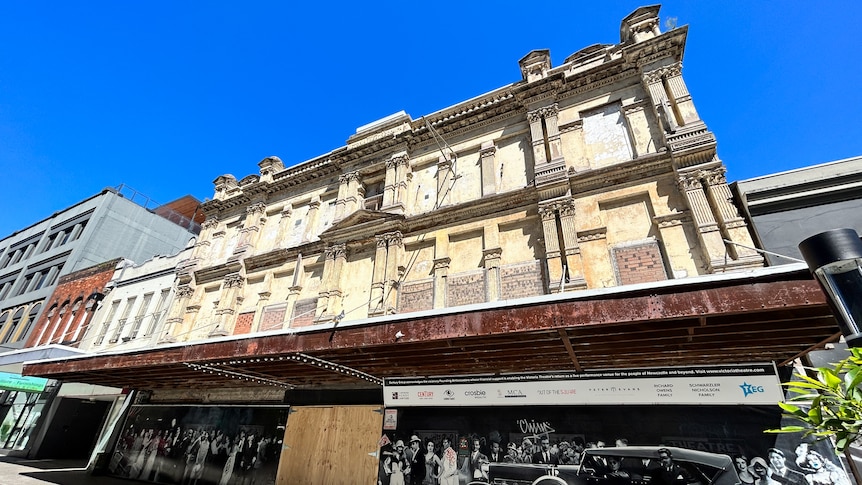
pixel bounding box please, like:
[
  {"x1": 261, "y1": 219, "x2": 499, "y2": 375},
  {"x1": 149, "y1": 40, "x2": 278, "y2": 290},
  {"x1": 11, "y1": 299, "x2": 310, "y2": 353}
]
[{"x1": 1, "y1": 1, "x2": 860, "y2": 238}]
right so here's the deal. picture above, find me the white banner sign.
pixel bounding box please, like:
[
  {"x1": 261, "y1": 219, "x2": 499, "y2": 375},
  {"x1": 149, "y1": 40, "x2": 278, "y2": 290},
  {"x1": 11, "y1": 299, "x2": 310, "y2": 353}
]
[{"x1": 384, "y1": 364, "x2": 782, "y2": 407}]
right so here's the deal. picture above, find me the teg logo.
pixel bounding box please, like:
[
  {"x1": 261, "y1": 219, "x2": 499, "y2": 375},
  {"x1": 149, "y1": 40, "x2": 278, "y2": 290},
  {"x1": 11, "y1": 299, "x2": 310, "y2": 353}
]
[
  {"x1": 739, "y1": 382, "x2": 764, "y2": 397},
  {"x1": 465, "y1": 390, "x2": 486, "y2": 397}
]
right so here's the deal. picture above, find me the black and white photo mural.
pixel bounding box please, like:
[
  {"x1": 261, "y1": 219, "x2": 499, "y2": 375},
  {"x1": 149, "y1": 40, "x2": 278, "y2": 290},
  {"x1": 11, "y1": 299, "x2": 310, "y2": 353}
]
[
  {"x1": 108, "y1": 404, "x2": 288, "y2": 485},
  {"x1": 377, "y1": 365, "x2": 850, "y2": 485}
]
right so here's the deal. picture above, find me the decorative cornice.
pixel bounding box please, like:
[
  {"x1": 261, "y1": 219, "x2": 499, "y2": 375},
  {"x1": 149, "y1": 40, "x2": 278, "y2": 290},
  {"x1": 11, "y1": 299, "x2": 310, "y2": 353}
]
[{"x1": 577, "y1": 227, "x2": 607, "y2": 243}]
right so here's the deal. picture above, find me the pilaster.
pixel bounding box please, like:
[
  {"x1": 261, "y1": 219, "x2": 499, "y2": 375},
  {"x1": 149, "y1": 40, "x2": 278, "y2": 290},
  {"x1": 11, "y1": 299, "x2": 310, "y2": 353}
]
[
  {"x1": 479, "y1": 141, "x2": 497, "y2": 196},
  {"x1": 432, "y1": 257, "x2": 450, "y2": 309}
]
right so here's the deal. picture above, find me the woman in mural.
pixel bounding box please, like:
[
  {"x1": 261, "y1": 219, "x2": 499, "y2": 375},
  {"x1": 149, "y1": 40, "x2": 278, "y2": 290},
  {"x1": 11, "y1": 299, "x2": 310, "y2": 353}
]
[
  {"x1": 219, "y1": 436, "x2": 238, "y2": 485},
  {"x1": 798, "y1": 450, "x2": 850, "y2": 485},
  {"x1": 439, "y1": 437, "x2": 459, "y2": 485},
  {"x1": 388, "y1": 440, "x2": 407, "y2": 485},
  {"x1": 140, "y1": 429, "x2": 160, "y2": 480},
  {"x1": 127, "y1": 428, "x2": 146, "y2": 478},
  {"x1": 734, "y1": 456, "x2": 755, "y2": 485},
  {"x1": 749, "y1": 457, "x2": 770, "y2": 485},
  {"x1": 130, "y1": 429, "x2": 153, "y2": 479},
  {"x1": 424, "y1": 440, "x2": 442, "y2": 485}
]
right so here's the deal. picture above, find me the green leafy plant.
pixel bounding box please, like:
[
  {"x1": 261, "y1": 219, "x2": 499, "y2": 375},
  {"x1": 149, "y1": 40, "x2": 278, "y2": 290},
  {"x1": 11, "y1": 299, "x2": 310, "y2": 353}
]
[{"x1": 767, "y1": 347, "x2": 862, "y2": 451}]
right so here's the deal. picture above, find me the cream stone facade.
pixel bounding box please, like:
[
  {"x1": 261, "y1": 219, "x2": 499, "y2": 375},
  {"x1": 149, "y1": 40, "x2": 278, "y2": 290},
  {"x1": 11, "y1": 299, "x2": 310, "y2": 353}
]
[{"x1": 161, "y1": 5, "x2": 763, "y2": 343}]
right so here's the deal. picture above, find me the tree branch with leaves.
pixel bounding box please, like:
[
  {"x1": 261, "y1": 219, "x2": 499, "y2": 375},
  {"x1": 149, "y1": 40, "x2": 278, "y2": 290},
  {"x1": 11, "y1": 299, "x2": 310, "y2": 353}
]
[{"x1": 767, "y1": 347, "x2": 862, "y2": 452}]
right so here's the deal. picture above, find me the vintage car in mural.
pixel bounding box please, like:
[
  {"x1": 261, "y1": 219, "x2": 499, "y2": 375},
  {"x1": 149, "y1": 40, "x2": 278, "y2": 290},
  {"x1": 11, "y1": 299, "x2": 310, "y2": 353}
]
[{"x1": 476, "y1": 446, "x2": 741, "y2": 485}]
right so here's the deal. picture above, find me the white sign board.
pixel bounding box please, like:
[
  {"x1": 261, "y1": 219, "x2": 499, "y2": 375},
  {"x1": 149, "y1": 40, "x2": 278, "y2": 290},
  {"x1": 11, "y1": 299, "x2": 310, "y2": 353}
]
[{"x1": 384, "y1": 364, "x2": 782, "y2": 407}]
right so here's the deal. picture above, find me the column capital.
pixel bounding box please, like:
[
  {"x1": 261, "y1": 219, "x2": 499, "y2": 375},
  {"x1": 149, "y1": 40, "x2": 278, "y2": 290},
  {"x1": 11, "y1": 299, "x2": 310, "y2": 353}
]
[
  {"x1": 176, "y1": 285, "x2": 194, "y2": 299},
  {"x1": 246, "y1": 202, "x2": 266, "y2": 216},
  {"x1": 224, "y1": 273, "x2": 244, "y2": 288},
  {"x1": 325, "y1": 243, "x2": 348, "y2": 261}
]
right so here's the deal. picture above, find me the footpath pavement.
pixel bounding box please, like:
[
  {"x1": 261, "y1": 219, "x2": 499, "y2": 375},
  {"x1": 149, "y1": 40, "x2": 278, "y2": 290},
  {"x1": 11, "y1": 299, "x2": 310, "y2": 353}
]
[{"x1": 0, "y1": 454, "x2": 136, "y2": 485}]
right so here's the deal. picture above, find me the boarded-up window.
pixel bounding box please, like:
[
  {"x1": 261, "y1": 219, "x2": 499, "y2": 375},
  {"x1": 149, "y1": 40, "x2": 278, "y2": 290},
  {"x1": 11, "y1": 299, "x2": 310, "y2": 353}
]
[
  {"x1": 612, "y1": 240, "x2": 667, "y2": 285},
  {"x1": 291, "y1": 298, "x2": 317, "y2": 328},
  {"x1": 500, "y1": 261, "x2": 545, "y2": 300},
  {"x1": 398, "y1": 280, "x2": 434, "y2": 313},
  {"x1": 233, "y1": 311, "x2": 255, "y2": 335},
  {"x1": 260, "y1": 303, "x2": 286, "y2": 332},
  {"x1": 447, "y1": 270, "x2": 486, "y2": 307},
  {"x1": 583, "y1": 103, "x2": 632, "y2": 168}
]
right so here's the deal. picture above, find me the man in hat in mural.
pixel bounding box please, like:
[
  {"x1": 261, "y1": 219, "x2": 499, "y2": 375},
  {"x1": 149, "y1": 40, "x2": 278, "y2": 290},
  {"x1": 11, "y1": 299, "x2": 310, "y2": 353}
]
[
  {"x1": 767, "y1": 448, "x2": 805, "y2": 485},
  {"x1": 650, "y1": 448, "x2": 692, "y2": 485},
  {"x1": 488, "y1": 441, "x2": 503, "y2": 463},
  {"x1": 406, "y1": 435, "x2": 426, "y2": 485}
]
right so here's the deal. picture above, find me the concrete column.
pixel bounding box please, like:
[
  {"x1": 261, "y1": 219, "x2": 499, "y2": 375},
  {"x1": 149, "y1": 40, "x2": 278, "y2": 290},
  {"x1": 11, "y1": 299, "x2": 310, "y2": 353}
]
[
  {"x1": 160, "y1": 285, "x2": 193, "y2": 343},
  {"x1": 393, "y1": 154, "x2": 410, "y2": 214},
  {"x1": 318, "y1": 243, "x2": 347, "y2": 320},
  {"x1": 539, "y1": 203, "x2": 564, "y2": 287},
  {"x1": 213, "y1": 273, "x2": 243, "y2": 336},
  {"x1": 334, "y1": 173, "x2": 350, "y2": 222},
  {"x1": 369, "y1": 235, "x2": 388, "y2": 315},
  {"x1": 543, "y1": 104, "x2": 564, "y2": 162},
  {"x1": 702, "y1": 166, "x2": 763, "y2": 266},
  {"x1": 382, "y1": 156, "x2": 399, "y2": 209},
  {"x1": 285, "y1": 285, "x2": 302, "y2": 328},
  {"x1": 436, "y1": 155, "x2": 454, "y2": 208},
  {"x1": 383, "y1": 232, "x2": 402, "y2": 314},
  {"x1": 663, "y1": 63, "x2": 700, "y2": 125},
  {"x1": 483, "y1": 248, "x2": 502, "y2": 302},
  {"x1": 274, "y1": 207, "x2": 293, "y2": 245},
  {"x1": 528, "y1": 108, "x2": 548, "y2": 165},
  {"x1": 432, "y1": 257, "x2": 450, "y2": 309},
  {"x1": 237, "y1": 202, "x2": 266, "y2": 253},
  {"x1": 344, "y1": 171, "x2": 362, "y2": 215},
  {"x1": 676, "y1": 172, "x2": 727, "y2": 272},
  {"x1": 302, "y1": 198, "x2": 321, "y2": 242},
  {"x1": 642, "y1": 69, "x2": 677, "y2": 133},
  {"x1": 480, "y1": 141, "x2": 497, "y2": 197},
  {"x1": 193, "y1": 217, "x2": 219, "y2": 260},
  {"x1": 558, "y1": 200, "x2": 587, "y2": 288}
]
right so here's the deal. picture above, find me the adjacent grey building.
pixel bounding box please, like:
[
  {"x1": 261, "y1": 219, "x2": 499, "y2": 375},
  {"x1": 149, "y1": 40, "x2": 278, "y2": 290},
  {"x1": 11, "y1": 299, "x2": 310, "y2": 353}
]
[
  {"x1": 0, "y1": 187, "x2": 199, "y2": 349},
  {"x1": 732, "y1": 156, "x2": 862, "y2": 266}
]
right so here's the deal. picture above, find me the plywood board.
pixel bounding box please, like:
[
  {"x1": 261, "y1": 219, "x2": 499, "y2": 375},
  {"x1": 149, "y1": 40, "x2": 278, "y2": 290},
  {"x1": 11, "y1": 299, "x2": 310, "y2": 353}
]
[{"x1": 276, "y1": 405, "x2": 383, "y2": 485}]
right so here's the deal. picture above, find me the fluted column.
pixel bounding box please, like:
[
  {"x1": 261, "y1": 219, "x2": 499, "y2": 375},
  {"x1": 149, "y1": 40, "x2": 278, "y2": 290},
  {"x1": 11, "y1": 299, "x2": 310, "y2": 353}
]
[
  {"x1": 382, "y1": 156, "x2": 399, "y2": 209},
  {"x1": 677, "y1": 172, "x2": 727, "y2": 271},
  {"x1": 483, "y1": 249, "x2": 502, "y2": 302},
  {"x1": 317, "y1": 243, "x2": 347, "y2": 321},
  {"x1": 160, "y1": 284, "x2": 194, "y2": 343},
  {"x1": 213, "y1": 273, "x2": 243, "y2": 336},
  {"x1": 642, "y1": 68, "x2": 677, "y2": 134},
  {"x1": 558, "y1": 200, "x2": 587, "y2": 288},
  {"x1": 539, "y1": 203, "x2": 564, "y2": 289},
  {"x1": 383, "y1": 232, "x2": 402, "y2": 313},
  {"x1": 237, "y1": 202, "x2": 266, "y2": 254},
  {"x1": 528, "y1": 108, "x2": 548, "y2": 165},
  {"x1": 335, "y1": 171, "x2": 361, "y2": 222},
  {"x1": 702, "y1": 166, "x2": 763, "y2": 267},
  {"x1": 662, "y1": 63, "x2": 700, "y2": 125}
]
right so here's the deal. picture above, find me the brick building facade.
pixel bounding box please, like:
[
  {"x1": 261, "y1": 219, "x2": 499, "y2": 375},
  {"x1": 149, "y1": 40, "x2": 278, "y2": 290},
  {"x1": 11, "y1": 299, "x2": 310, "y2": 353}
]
[{"x1": 25, "y1": 259, "x2": 119, "y2": 348}]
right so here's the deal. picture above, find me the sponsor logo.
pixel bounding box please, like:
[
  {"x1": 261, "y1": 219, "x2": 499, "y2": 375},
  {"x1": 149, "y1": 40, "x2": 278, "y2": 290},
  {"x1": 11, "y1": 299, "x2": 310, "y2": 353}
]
[
  {"x1": 390, "y1": 392, "x2": 409, "y2": 400},
  {"x1": 465, "y1": 390, "x2": 487, "y2": 398},
  {"x1": 418, "y1": 391, "x2": 434, "y2": 399},
  {"x1": 739, "y1": 382, "x2": 764, "y2": 397},
  {"x1": 537, "y1": 389, "x2": 577, "y2": 396},
  {"x1": 443, "y1": 389, "x2": 455, "y2": 400},
  {"x1": 503, "y1": 389, "x2": 527, "y2": 398}
]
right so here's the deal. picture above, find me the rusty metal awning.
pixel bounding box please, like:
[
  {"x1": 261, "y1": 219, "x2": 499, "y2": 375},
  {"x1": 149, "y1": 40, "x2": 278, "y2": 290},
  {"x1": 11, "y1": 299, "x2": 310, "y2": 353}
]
[{"x1": 22, "y1": 265, "x2": 840, "y2": 391}]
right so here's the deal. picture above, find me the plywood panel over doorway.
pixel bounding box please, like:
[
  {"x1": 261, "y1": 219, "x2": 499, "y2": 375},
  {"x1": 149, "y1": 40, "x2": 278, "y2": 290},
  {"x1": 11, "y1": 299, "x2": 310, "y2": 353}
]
[{"x1": 276, "y1": 405, "x2": 383, "y2": 485}]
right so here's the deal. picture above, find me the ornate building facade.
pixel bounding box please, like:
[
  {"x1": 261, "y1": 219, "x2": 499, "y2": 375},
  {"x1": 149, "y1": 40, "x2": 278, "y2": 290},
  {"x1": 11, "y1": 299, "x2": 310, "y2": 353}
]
[{"x1": 161, "y1": 6, "x2": 761, "y2": 344}]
